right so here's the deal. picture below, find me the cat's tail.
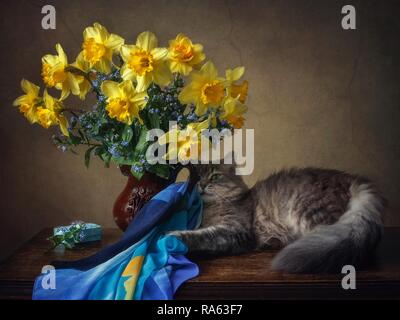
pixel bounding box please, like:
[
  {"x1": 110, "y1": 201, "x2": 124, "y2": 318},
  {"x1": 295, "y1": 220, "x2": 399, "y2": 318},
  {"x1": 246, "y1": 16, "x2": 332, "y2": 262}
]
[{"x1": 271, "y1": 181, "x2": 385, "y2": 273}]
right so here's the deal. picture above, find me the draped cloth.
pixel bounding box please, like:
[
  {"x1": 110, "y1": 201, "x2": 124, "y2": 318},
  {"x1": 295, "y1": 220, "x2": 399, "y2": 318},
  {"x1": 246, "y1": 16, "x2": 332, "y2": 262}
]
[{"x1": 32, "y1": 181, "x2": 202, "y2": 300}]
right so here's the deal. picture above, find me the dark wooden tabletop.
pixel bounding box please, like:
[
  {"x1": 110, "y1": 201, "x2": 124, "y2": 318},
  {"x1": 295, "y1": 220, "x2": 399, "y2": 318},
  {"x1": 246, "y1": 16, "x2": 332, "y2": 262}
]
[{"x1": 0, "y1": 227, "x2": 399, "y2": 299}]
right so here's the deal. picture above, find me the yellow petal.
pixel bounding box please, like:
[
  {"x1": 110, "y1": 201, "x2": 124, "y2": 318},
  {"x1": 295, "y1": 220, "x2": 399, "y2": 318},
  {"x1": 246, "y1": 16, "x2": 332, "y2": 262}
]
[
  {"x1": 194, "y1": 102, "x2": 208, "y2": 116},
  {"x1": 41, "y1": 53, "x2": 58, "y2": 66},
  {"x1": 101, "y1": 80, "x2": 120, "y2": 98},
  {"x1": 152, "y1": 62, "x2": 172, "y2": 87},
  {"x1": 95, "y1": 22, "x2": 109, "y2": 40},
  {"x1": 120, "y1": 45, "x2": 135, "y2": 62},
  {"x1": 223, "y1": 96, "x2": 236, "y2": 112},
  {"x1": 230, "y1": 80, "x2": 249, "y2": 103},
  {"x1": 136, "y1": 31, "x2": 158, "y2": 51},
  {"x1": 68, "y1": 73, "x2": 81, "y2": 96},
  {"x1": 119, "y1": 80, "x2": 135, "y2": 96},
  {"x1": 168, "y1": 61, "x2": 179, "y2": 73},
  {"x1": 20, "y1": 79, "x2": 40, "y2": 96},
  {"x1": 58, "y1": 115, "x2": 69, "y2": 136},
  {"x1": 105, "y1": 33, "x2": 124, "y2": 50},
  {"x1": 174, "y1": 33, "x2": 186, "y2": 42},
  {"x1": 228, "y1": 115, "x2": 245, "y2": 129},
  {"x1": 201, "y1": 61, "x2": 218, "y2": 80},
  {"x1": 135, "y1": 73, "x2": 152, "y2": 92},
  {"x1": 60, "y1": 86, "x2": 70, "y2": 101},
  {"x1": 92, "y1": 22, "x2": 108, "y2": 41},
  {"x1": 83, "y1": 26, "x2": 95, "y2": 41},
  {"x1": 226, "y1": 66, "x2": 245, "y2": 82},
  {"x1": 191, "y1": 119, "x2": 209, "y2": 132},
  {"x1": 151, "y1": 47, "x2": 168, "y2": 60},
  {"x1": 83, "y1": 24, "x2": 100, "y2": 43},
  {"x1": 24, "y1": 108, "x2": 38, "y2": 124},
  {"x1": 73, "y1": 52, "x2": 90, "y2": 72},
  {"x1": 78, "y1": 79, "x2": 91, "y2": 100},
  {"x1": 43, "y1": 90, "x2": 54, "y2": 109},
  {"x1": 169, "y1": 61, "x2": 192, "y2": 75},
  {"x1": 130, "y1": 91, "x2": 147, "y2": 107},
  {"x1": 191, "y1": 50, "x2": 206, "y2": 66},
  {"x1": 13, "y1": 95, "x2": 26, "y2": 107},
  {"x1": 178, "y1": 85, "x2": 198, "y2": 105},
  {"x1": 55, "y1": 43, "x2": 68, "y2": 65},
  {"x1": 179, "y1": 63, "x2": 193, "y2": 76},
  {"x1": 120, "y1": 64, "x2": 136, "y2": 81},
  {"x1": 36, "y1": 107, "x2": 53, "y2": 128},
  {"x1": 193, "y1": 43, "x2": 204, "y2": 53},
  {"x1": 96, "y1": 58, "x2": 111, "y2": 73},
  {"x1": 222, "y1": 96, "x2": 247, "y2": 118}
]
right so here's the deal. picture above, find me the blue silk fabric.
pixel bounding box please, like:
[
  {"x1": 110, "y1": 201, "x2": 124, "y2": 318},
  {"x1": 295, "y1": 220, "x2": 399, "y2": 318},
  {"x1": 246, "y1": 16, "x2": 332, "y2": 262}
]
[{"x1": 32, "y1": 182, "x2": 202, "y2": 300}]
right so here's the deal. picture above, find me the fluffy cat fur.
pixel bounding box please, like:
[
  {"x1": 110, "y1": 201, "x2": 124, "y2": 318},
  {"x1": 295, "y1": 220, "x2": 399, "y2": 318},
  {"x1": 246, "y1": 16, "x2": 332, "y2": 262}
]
[{"x1": 169, "y1": 164, "x2": 385, "y2": 274}]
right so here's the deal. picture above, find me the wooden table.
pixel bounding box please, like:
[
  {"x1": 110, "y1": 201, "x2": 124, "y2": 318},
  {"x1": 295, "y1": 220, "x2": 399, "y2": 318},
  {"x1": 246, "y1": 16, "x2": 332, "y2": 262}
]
[{"x1": 0, "y1": 228, "x2": 399, "y2": 299}]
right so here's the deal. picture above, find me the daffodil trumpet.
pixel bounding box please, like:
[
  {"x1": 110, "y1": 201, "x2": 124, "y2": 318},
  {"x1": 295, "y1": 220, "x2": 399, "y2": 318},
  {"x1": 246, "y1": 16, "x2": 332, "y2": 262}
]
[{"x1": 12, "y1": 23, "x2": 249, "y2": 180}]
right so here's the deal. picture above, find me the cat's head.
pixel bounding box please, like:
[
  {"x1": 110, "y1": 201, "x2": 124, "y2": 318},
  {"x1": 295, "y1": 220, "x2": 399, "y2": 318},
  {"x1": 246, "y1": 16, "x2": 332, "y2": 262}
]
[{"x1": 194, "y1": 163, "x2": 248, "y2": 203}]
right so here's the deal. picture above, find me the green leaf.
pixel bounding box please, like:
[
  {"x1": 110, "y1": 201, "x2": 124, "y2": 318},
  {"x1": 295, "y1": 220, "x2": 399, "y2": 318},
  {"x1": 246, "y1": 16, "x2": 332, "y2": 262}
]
[
  {"x1": 84, "y1": 146, "x2": 96, "y2": 168},
  {"x1": 77, "y1": 129, "x2": 88, "y2": 143},
  {"x1": 132, "y1": 123, "x2": 142, "y2": 146},
  {"x1": 148, "y1": 113, "x2": 160, "y2": 129},
  {"x1": 122, "y1": 125, "x2": 133, "y2": 143},
  {"x1": 134, "y1": 127, "x2": 149, "y2": 156},
  {"x1": 94, "y1": 146, "x2": 105, "y2": 156},
  {"x1": 111, "y1": 156, "x2": 134, "y2": 166},
  {"x1": 95, "y1": 146, "x2": 112, "y2": 168},
  {"x1": 68, "y1": 133, "x2": 82, "y2": 146},
  {"x1": 103, "y1": 153, "x2": 111, "y2": 168}
]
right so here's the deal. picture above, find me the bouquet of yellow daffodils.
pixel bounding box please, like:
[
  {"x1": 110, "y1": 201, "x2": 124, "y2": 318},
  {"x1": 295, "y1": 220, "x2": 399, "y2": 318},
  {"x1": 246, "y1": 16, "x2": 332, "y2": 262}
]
[{"x1": 13, "y1": 23, "x2": 248, "y2": 180}]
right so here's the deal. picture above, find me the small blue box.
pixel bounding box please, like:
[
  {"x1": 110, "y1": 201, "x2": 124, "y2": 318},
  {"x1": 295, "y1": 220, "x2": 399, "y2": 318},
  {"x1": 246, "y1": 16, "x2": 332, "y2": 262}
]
[{"x1": 53, "y1": 223, "x2": 102, "y2": 244}]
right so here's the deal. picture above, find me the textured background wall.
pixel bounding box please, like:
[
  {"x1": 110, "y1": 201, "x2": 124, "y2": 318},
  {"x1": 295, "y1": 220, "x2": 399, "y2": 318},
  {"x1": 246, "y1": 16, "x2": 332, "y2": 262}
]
[{"x1": 0, "y1": 0, "x2": 399, "y2": 260}]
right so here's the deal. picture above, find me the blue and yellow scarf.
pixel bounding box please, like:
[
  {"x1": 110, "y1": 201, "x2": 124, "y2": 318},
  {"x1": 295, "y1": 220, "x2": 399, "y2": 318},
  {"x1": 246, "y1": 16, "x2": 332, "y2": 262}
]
[{"x1": 33, "y1": 181, "x2": 202, "y2": 300}]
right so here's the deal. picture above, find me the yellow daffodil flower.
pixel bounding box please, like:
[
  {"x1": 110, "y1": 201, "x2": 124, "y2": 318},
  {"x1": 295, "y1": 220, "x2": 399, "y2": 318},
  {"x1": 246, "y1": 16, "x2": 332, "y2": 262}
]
[
  {"x1": 179, "y1": 61, "x2": 227, "y2": 116},
  {"x1": 41, "y1": 44, "x2": 81, "y2": 100},
  {"x1": 13, "y1": 79, "x2": 41, "y2": 124},
  {"x1": 221, "y1": 96, "x2": 247, "y2": 129},
  {"x1": 168, "y1": 33, "x2": 205, "y2": 75},
  {"x1": 120, "y1": 31, "x2": 171, "y2": 92},
  {"x1": 71, "y1": 52, "x2": 92, "y2": 100},
  {"x1": 225, "y1": 66, "x2": 248, "y2": 103},
  {"x1": 81, "y1": 22, "x2": 124, "y2": 73},
  {"x1": 101, "y1": 80, "x2": 147, "y2": 125},
  {"x1": 36, "y1": 90, "x2": 69, "y2": 136},
  {"x1": 230, "y1": 80, "x2": 248, "y2": 103},
  {"x1": 159, "y1": 120, "x2": 209, "y2": 162}
]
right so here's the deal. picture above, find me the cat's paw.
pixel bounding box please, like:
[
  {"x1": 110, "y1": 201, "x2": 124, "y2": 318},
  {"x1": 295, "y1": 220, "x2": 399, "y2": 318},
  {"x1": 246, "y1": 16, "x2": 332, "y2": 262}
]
[
  {"x1": 166, "y1": 230, "x2": 184, "y2": 239},
  {"x1": 166, "y1": 231, "x2": 191, "y2": 246}
]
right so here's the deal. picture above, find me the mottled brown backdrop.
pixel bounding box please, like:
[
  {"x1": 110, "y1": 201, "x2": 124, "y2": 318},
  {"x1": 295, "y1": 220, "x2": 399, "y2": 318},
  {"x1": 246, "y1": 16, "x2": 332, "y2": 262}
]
[{"x1": 1, "y1": 0, "x2": 399, "y2": 260}]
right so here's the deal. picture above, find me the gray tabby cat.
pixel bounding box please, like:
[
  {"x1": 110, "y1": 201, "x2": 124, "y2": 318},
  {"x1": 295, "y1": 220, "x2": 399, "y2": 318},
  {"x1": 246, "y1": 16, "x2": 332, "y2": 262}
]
[{"x1": 169, "y1": 164, "x2": 385, "y2": 273}]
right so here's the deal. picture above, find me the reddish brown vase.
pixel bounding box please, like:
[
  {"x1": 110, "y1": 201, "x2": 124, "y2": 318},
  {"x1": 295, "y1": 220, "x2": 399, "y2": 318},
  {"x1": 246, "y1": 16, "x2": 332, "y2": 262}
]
[{"x1": 113, "y1": 165, "x2": 170, "y2": 231}]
